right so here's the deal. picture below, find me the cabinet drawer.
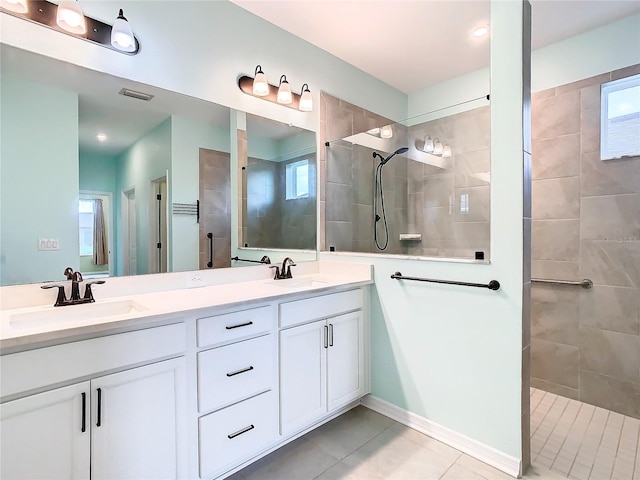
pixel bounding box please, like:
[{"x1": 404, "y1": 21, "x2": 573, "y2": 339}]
[
  {"x1": 1, "y1": 323, "x2": 185, "y2": 400},
  {"x1": 198, "y1": 334, "x2": 274, "y2": 413},
  {"x1": 199, "y1": 390, "x2": 277, "y2": 479},
  {"x1": 197, "y1": 306, "x2": 275, "y2": 348},
  {"x1": 279, "y1": 289, "x2": 363, "y2": 328}
]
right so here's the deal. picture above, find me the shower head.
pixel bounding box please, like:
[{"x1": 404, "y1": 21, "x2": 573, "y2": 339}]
[{"x1": 372, "y1": 147, "x2": 409, "y2": 166}]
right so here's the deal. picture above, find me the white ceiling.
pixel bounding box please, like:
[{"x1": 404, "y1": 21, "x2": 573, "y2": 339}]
[{"x1": 231, "y1": 0, "x2": 640, "y2": 94}]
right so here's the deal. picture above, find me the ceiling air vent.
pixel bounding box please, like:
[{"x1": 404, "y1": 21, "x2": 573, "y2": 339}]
[{"x1": 119, "y1": 88, "x2": 154, "y2": 101}]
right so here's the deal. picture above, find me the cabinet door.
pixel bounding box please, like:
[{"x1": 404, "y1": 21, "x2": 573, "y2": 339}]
[
  {"x1": 279, "y1": 320, "x2": 327, "y2": 436},
  {"x1": 0, "y1": 382, "x2": 90, "y2": 480},
  {"x1": 91, "y1": 358, "x2": 186, "y2": 480},
  {"x1": 327, "y1": 311, "x2": 365, "y2": 411}
]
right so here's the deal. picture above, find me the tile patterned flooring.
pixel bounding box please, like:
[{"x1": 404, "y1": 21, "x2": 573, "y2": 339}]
[
  {"x1": 530, "y1": 388, "x2": 640, "y2": 480},
  {"x1": 231, "y1": 389, "x2": 639, "y2": 479},
  {"x1": 230, "y1": 405, "x2": 555, "y2": 479}
]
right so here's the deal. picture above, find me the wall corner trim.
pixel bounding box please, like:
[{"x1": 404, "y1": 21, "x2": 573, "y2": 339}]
[{"x1": 360, "y1": 395, "x2": 521, "y2": 478}]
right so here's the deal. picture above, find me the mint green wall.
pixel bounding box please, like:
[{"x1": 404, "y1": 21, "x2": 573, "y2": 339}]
[
  {"x1": 79, "y1": 152, "x2": 117, "y2": 275},
  {"x1": 115, "y1": 118, "x2": 171, "y2": 276},
  {"x1": 79, "y1": 151, "x2": 117, "y2": 194},
  {"x1": 247, "y1": 135, "x2": 279, "y2": 161},
  {"x1": 0, "y1": 75, "x2": 79, "y2": 285},
  {"x1": 170, "y1": 116, "x2": 230, "y2": 273}
]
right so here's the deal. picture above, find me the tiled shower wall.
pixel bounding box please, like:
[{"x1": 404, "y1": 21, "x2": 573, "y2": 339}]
[
  {"x1": 199, "y1": 148, "x2": 231, "y2": 269},
  {"x1": 530, "y1": 64, "x2": 640, "y2": 419},
  {"x1": 242, "y1": 155, "x2": 317, "y2": 250},
  {"x1": 321, "y1": 92, "x2": 491, "y2": 259}
]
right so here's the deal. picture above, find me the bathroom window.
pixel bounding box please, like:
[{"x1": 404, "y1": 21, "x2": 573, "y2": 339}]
[
  {"x1": 79, "y1": 199, "x2": 94, "y2": 256},
  {"x1": 601, "y1": 74, "x2": 640, "y2": 160},
  {"x1": 285, "y1": 159, "x2": 309, "y2": 199}
]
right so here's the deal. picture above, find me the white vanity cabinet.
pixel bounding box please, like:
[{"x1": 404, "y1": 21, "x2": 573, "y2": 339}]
[
  {"x1": 195, "y1": 305, "x2": 278, "y2": 479},
  {"x1": 279, "y1": 289, "x2": 366, "y2": 436},
  {"x1": 0, "y1": 382, "x2": 90, "y2": 479},
  {"x1": 0, "y1": 323, "x2": 187, "y2": 480}
]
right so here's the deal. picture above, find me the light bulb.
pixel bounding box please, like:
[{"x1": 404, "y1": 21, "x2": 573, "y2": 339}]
[
  {"x1": 473, "y1": 25, "x2": 489, "y2": 38},
  {"x1": 434, "y1": 140, "x2": 443, "y2": 155},
  {"x1": 56, "y1": 0, "x2": 86, "y2": 35},
  {"x1": 423, "y1": 135, "x2": 434, "y2": 152},
  {"x1": 442, "y1": 145, "x2": 452, "y2": 157},
  {"x1": 299, "y1": 84, "x2": 313, "y2": 112},
  {"x1": 96, "y1": 133, "x2": 107, "y2": 142},
  {"x1": 111, "y1": 9, "x2": 136, "y2": 52},
  {"x1": 380, "y1": 125, "x2": 393, "y2": 139},
  {"x1": 252, "y1": 65, "x2": 269, "y2": 97},
  {"x1": 277, "y1": 75, "x2": 292, "y2": 104},
  {"x1": 0, "y1": 0, "x2": 27, "y2": 13}
]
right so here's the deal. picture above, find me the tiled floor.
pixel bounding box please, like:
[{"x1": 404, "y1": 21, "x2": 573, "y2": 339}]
[
  {"x1": 530, "y1": 388, "x2": 640, "y2": 480},
  {"x1": 230, "y1": 406, "x2": 565, "y2": 480}
]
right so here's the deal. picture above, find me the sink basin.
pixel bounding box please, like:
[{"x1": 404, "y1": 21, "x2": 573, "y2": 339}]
[
  {"x1": 266, "y1": 278, "x2": 329, "y2": 289},
  {"x1": 9, "y1": 299, "x2": 148, "y2": 330}
]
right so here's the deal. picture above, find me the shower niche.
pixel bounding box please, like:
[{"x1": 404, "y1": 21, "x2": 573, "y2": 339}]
[{"x1": 321, "y1": 92, "x2": 492, "y2": 261}]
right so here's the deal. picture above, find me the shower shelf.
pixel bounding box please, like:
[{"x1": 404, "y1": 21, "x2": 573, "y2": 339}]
[{"x1": 399, "y1": 234, "x2": 422, "y2": 241}]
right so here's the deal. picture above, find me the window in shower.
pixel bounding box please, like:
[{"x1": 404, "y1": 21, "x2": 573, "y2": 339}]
[
  {"x1": 285, "y1": 159, "x2": 309, "y2": 199},
  {"x1": 600, "y1": 73, "x2": 640, "y2": 160}
]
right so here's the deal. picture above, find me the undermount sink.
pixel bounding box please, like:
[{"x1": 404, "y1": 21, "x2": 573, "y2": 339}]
[
  {"x1": 9, "y1": 299, "x2": 148, "y2": 330},
  {"x1": 266, "y1": 278, "x2": 329, "y2": 289}
]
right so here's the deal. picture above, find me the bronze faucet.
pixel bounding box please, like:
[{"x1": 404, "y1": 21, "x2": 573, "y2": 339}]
[{"x1": 41, "y1": 268, "x2": 106, "y2": 307}]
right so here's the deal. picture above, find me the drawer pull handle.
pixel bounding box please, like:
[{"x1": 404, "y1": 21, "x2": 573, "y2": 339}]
[
  {"x1": 227, "y1": 424, "x2": 255, "y2": 439},
  {"x1": 329, "y1": 323, "x2": 334, "y2": 347},
  {"x1": 226, "y1": 366, "x2": 254, "y2": 377},
  {"x1": 225, "y1": 321, "x2": 253, "y2": 330},
  {"x1": 324, "y1": 325, "x2": 329, "y2": 349}
]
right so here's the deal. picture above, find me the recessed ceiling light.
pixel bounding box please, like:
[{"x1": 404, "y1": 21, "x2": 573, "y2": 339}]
[
  {"x1": 96, "y1": 133, "x2": 107, "y2": 142},
  {"x1": 473, "y1": 25, "x2": 489, "y2": 38}
]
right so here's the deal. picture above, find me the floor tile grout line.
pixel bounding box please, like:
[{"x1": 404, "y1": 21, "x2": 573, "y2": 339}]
[{"x1": 436, "y1": 452, "x2": 465, "y2": 480}]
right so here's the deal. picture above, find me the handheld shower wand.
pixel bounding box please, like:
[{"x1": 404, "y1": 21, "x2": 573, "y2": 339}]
[
  {"x1": 372, "y1": 147, "x2": 409, "y2": 250},
  {"x1": 372, "y1": 147, "x2": 409, "y2": 166}
]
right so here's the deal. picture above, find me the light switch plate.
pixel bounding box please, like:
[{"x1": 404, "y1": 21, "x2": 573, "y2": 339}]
[{"x1": 38, "y1": 238, "x2": 60, "y2": 251}]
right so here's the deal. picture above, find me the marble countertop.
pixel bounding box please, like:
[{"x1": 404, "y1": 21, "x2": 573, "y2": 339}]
[{"x1": 0, "y1": 264, "x2": 373, "y2": 353}]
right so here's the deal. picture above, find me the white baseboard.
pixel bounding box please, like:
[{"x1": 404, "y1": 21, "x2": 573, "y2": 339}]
[{"x1": 361, "y1": 395, "x2": 521, "y2": 478}]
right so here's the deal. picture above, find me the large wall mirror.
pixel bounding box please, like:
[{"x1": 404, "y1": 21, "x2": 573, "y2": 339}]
[
  {"x1": 239, "y1": 113, "x2": 317, "y2": 253},
  {"x1": 0, "y1": 45, "x2": 316, "y2": 287}
]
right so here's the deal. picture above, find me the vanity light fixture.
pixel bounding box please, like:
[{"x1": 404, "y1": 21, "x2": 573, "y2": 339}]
[
  {"x1": 277, "y1": 75, "x2": 293, "y2": 104},
  {"x1": 239, "y1": 66, "x2": 313, "y2": 112},
  {"x1": 0, "y1": 0, "x2": 140, "y2": 55},
  {"x1": 56, "y1": 0, "x2": 85, "y2": 34},
  {"x1": 0, "y1": 0, "x2": 27, "y2": 14},
  {"x1": 252, "y1": 65, "x2": 269, "y2": 96},
  {"x1": 380, "y1": 125, "x2": 393, "y2": 139},
  {"x1": 419, "y1": 134, "x2": 453, "y2": 157},
  {"x1": 423, "y1": 134, "x2": 435, "y2": 153},
  {"x1": 111, "y1": 9, "x2": 135, "y2": 53},
  {"x1": 433, "y1": 139, "x2": 444, "y2": 155},
  {"x1": 299, "y1": 84, "x2": 313, "y2": 112}
]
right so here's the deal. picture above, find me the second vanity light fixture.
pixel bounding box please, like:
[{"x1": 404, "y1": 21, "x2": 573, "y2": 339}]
[
  {"x1": 239, "y1": 65, "x2": 313, "y2": 112},
  {"x1": 420, "y1": 134, "x2": 452, "y2": 158},
  {"x1": 0, "y1": 0, "x2": 140, "y2": 55}
]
